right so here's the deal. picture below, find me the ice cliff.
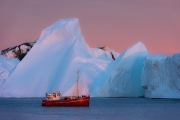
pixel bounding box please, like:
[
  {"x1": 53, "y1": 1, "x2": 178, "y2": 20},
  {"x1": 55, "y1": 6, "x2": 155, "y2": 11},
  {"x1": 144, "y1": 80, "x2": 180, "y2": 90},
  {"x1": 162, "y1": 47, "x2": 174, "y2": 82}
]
[
  {"x1": 99, "y1": 42, "x2": 149, "y2": 97},
  {"x1": 141, "y1": 53, "x2": 180, "y2": 98}
]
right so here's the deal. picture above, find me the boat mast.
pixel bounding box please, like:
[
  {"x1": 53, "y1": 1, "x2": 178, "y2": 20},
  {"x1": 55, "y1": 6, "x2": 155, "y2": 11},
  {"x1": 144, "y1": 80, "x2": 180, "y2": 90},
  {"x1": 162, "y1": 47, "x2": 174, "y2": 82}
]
[{"x1": 76, "y1": 71, "x2": 79, "y2": 96}]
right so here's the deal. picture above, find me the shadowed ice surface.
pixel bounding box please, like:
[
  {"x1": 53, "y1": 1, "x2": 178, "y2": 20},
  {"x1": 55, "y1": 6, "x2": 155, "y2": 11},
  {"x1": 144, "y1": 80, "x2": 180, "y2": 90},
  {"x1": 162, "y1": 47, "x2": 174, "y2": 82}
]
[{"x1": 0, "y1": 98, "x2": 180, "y2": 120}]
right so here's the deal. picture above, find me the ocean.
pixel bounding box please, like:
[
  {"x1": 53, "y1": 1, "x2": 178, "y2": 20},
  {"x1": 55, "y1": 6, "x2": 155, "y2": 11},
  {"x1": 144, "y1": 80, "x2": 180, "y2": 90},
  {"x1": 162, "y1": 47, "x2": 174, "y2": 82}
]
[{"x1": 0, "y1": 98, "x2": 180, "y2": 120}]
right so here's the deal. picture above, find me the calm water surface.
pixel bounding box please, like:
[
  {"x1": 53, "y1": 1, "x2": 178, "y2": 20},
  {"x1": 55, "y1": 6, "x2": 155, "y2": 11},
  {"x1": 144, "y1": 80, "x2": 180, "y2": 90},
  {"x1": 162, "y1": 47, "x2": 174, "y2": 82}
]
[{"x1": 0, "y1": 98, "x2": 180, "y2": 120}]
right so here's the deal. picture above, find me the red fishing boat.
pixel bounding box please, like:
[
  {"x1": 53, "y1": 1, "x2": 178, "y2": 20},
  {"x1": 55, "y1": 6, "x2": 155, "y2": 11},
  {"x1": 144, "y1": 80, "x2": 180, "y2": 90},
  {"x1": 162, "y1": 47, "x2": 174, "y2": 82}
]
[{"x1": 42, "y1": 71, "x2": 90, "y2": 107}]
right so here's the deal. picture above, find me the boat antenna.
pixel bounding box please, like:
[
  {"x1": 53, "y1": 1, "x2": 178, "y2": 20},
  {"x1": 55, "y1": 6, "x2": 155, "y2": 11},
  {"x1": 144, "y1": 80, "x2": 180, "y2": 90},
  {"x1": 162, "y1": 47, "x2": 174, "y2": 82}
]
[{"x1": 76, "y1": 71, "x2": 79, "y2": 97}]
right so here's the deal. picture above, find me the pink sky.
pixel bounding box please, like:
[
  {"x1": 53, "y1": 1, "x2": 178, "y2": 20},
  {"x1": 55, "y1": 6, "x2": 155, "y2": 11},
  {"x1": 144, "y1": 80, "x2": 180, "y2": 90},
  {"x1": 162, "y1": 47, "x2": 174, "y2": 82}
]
[{"x1": 0, "y1": 0, "x2": 179, "y2": 55}]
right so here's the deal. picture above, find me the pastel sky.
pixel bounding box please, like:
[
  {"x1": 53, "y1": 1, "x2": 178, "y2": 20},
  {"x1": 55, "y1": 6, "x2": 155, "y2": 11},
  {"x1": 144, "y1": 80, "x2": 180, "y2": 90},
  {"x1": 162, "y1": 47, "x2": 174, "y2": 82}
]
[{"x1": 0, "y1": 0, "x2": 179, "y2": 55}]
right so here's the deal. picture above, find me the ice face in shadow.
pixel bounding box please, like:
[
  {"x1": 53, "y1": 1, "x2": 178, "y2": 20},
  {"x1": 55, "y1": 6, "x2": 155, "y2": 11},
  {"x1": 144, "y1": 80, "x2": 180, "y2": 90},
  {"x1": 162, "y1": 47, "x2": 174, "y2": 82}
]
[
  {"x1": 141, "y1": 53, "x2": 180, "y2": 98},
  {"x1": 0, "y1": 18, "x2": 117, "y2": 97},
  {"x1": 0, "y1": 56, "x2": 20, "y2": 81},
  {"x1": 0, "y1": 56, "x2": 20, "y2": 91},
  {"x1": 99, "y1": 42, "x2": 149, "y2": 97}
]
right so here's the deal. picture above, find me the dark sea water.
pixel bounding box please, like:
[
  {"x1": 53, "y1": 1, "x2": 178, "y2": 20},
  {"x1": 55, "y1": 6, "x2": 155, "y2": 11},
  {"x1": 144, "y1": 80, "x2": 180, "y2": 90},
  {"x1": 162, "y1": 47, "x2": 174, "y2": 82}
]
[{"x1": 0, "y1": 98, "x2": 180, "y2": 120}]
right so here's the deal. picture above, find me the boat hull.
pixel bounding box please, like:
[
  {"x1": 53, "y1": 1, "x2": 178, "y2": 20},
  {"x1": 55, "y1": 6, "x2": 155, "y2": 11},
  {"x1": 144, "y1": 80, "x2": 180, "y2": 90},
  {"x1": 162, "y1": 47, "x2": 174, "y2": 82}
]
[{"x1": 42, "y1": 96, "x2": 90, "y2": 107}]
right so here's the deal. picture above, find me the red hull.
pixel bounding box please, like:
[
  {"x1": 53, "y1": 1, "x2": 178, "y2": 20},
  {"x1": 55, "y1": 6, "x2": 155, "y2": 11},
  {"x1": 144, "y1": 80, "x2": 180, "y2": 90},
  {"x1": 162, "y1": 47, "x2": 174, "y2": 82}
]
[{"x1": 42, "y1": 96, "x2": 90, "y2": 107}]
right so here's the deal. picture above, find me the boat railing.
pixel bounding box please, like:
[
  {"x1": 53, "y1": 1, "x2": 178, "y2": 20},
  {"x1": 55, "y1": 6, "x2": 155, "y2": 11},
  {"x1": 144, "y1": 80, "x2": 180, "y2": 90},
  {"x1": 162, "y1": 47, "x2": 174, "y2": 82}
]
[{"x1": 59, "y1": 95, "x2": 89, "y2": 100}]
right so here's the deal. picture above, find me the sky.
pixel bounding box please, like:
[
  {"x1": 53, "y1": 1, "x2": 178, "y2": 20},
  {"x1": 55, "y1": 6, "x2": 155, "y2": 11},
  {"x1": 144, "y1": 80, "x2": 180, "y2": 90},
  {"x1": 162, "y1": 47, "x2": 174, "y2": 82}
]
[{"x1": 0, "y1": 0, "x2": 180, "y2": 55}]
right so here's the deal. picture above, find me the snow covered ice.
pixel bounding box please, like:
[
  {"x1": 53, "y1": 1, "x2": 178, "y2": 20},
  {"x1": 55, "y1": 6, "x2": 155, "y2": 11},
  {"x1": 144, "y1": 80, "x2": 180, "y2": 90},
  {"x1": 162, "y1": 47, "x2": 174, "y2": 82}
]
[
  {"x1": 0, "y1": 56, "x2": 19, "y2": 92},
  {"x1": 142, "y1": 53, "x2": 180, "y2": 98},
  {"x1": 0, "y1": 18, "x2": 180, "y2": 98},
  {"x1": 0, "y1": 56, "x2": 19, "y2": 82}
]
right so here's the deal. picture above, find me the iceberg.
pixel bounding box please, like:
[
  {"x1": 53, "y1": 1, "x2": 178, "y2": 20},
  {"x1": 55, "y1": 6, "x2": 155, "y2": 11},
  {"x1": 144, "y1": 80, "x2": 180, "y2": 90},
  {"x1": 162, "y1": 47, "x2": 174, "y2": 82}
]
[
  {"x1": 0, "y1": 18, "x2": 118, "y2": 97},
  {"x1": 99, "y1": 42, "x2": 149, "y2": 97},
  {"x1": 141, "y1": 53, "x2": 180, "y2": 98}
]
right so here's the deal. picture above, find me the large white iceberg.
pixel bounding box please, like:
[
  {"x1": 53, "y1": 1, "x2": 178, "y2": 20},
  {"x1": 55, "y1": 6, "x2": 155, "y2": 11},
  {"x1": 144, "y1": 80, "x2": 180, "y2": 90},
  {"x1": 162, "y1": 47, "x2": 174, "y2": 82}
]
[
  {"x1": 141, "y1": 53, "x2": 180, "y2": 98},
  {"x1": 0, "y1": 18, "x2": 118, "y2": 97}
]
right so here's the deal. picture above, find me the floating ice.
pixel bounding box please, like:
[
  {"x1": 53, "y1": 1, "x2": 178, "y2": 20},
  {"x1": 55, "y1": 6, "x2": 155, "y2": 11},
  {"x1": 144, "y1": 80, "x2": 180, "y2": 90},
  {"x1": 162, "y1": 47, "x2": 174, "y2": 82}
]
[
  {"x1": 141, "y1": 53, "x2": 180, "y2": 98},
  {"x1": 99, "y1": 42, "x2": 149, "y2": 97}
]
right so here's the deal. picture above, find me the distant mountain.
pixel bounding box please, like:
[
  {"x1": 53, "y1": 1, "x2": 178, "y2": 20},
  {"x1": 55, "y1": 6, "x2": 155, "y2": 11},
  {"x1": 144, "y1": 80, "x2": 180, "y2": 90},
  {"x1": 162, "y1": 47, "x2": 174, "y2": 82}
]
[{"x1": 1, "y1": 41, "x2": 36, "y2": 60}]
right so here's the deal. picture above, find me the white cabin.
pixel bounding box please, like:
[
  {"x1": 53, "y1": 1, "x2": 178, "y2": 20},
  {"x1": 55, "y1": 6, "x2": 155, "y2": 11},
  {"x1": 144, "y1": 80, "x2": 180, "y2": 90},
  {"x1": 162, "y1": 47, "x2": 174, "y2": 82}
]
[{"x1": 46, "y1": 92, "x2": 61, "y2": 100}]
